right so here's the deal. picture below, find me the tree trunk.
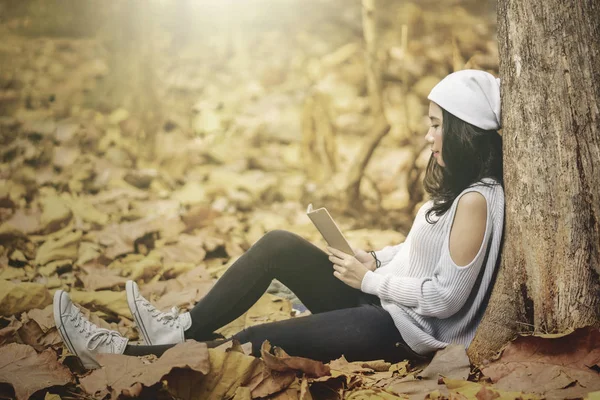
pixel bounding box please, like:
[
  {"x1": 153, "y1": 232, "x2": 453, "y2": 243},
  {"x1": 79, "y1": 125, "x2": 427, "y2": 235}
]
[{"x1": 468, "y1": 0, "x2": 600, "y2": 364}]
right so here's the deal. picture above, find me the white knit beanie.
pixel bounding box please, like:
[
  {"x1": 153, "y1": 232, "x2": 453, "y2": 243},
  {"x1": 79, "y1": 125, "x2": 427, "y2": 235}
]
[{"x1": 427, "y1": 70, "x2": 501, "y2": 130}]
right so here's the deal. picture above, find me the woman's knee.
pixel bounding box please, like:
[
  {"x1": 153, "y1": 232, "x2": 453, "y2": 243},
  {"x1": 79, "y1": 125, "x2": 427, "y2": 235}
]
[{"x1": 258, "y1": 230, "x2": 303, "y2": 249}]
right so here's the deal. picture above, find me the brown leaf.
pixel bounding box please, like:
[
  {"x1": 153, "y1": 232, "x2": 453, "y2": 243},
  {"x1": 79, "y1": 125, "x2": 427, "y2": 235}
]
[
  {"x1": 360, "y1": 360, "x2": 392, "y2": 372},
  {"x1": 442, "y1": 378, "x2": 540, "y2": 400},
  {"x1": 166, "y1": 347, "x2": 261, "y2": 400},
  {"x1": 181, "y1": 205, "x2": 221, "y2": 231},
  {"x1": 388, "y1": 344, "x2": 470, "y2": 399},
  {"x1": 261, "y1": 340, "x2": 330, "y2": 378},
  {"x1": 77, "y1": 265, "x2": 128, "y2": 291},
  {"x1": 0, "y1": 209, "x2": 41, "y2": 235},
  {"x1": 345, "y1": 388, "x2": 406, "y2": 399},
  {"x1": 156, "y1": 234, "x2": 208, "y2": 265},
  {"x1": 80, "y1": 340, "x2": 210, "y2": 398},
  {"x1": 91, "y1": 216, "x2": 160, "y2": 260},
  {"x1": 244, "y1": 363, "x2": 297, "y2": 398},
  {"x1": 0, "y1": 343, "x2": 72, "y2": 400},
  {"x1": 16, "y1": 305, "x2": 62, "y2": 351},
  {"x1": 329, "y1": 355, "x2": 376, "y2": 375},
  {"x1": 27, "y1": 305, "x2": 57, "y2": 333},
  {"x1": 0, "y1": 316, "x2": 22, "y2": 347},
  {"x1": 481, "y1": 327, "x2": 600, "y2": 399}
]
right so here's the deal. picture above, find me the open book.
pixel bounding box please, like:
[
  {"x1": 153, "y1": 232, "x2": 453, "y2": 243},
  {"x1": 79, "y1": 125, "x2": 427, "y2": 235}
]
[{"x1": 306, "y1": 204, "x2": 355, "y2": 256}]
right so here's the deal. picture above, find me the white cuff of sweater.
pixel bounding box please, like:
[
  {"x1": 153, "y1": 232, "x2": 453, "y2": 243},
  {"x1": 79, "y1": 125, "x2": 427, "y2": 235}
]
[{"x1": 361, "y1": 271, "x2": 422, "y2": 308}]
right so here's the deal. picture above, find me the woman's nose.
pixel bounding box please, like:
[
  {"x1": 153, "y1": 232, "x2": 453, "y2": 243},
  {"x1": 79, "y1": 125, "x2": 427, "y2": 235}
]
[{"x1": 424, "y1": 130, "x2": 434, "y2": 143}]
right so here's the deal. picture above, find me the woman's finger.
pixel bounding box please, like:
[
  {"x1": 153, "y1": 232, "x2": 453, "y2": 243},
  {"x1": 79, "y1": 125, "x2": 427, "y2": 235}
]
[
  {"x1": 329, "y1": 255, "x2": 341, "y2": 264},
  {"x1": 327, "y1": 246, "x2": 346, "y2": 258},
  {"x1": 332, "y1": 265, "x2": 346, "y2": 274}
]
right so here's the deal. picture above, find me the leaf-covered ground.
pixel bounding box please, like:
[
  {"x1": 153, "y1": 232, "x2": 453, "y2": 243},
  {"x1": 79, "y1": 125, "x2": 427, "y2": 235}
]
[{"x1": 0, "y1": 0, "x2": 599, "y2": 399}]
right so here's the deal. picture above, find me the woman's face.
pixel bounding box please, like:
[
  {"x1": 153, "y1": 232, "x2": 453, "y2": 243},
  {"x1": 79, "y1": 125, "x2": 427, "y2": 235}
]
[{"x1": 425, "y1": 101, "x2": 445, "y2": 167}]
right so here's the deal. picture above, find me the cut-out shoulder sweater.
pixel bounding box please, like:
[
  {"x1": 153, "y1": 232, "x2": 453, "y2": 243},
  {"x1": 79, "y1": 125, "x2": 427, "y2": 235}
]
[{"x1": 361, "y1": 178, "x2": 505, "y2": 355}]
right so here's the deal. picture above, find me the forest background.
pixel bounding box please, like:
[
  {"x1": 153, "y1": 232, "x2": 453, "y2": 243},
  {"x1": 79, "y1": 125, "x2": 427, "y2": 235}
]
[{"x1": 0, "y1": 0, "x2": 598, "y2": 399}]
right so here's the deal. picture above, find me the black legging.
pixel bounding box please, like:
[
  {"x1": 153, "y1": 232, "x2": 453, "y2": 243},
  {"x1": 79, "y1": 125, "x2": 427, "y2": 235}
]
[{"x1": 125, "y1": 230, "x2": 424, "y2": 363}]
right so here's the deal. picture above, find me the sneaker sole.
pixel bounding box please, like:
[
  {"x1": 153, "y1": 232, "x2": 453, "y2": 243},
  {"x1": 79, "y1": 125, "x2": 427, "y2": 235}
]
[{"x1": 126, "y1": 281, "x2": 152, "y2": 345}]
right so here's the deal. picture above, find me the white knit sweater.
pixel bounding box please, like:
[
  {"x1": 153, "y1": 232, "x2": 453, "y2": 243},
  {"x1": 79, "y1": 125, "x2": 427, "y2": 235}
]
[{"x1": 361, "y1": 178, "x2": 505, "y2": 355}]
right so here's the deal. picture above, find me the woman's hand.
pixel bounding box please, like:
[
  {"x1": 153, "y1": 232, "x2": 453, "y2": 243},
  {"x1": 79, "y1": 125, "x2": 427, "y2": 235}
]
[
  {"x1": 327, "y1": 246, "x2": 371, "y2": 289},
  {"x1": 352, "y1": 247, "x2": 377, "y2": 271}
]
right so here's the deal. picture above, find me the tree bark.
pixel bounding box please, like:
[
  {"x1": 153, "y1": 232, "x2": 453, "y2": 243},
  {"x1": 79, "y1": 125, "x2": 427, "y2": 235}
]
[{"x1": 469, "y1": 0, "x2": 600, "y2": 364}]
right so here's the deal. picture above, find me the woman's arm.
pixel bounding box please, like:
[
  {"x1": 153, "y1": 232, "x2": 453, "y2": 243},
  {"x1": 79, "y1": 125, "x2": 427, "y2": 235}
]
[{"x1": 361, "y1": 192, "x2": 489, "y2": 319}]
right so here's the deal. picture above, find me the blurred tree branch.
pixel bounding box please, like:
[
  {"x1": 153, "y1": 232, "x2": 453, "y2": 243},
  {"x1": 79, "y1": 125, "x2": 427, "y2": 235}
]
[{"x1": 344, "y1": 0, "x2": 391, "y2": 208}]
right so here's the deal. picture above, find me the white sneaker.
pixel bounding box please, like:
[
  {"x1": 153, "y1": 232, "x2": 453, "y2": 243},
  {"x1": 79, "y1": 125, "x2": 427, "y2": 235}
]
[
  {"x1": 126, "y1": 280, "x2": 191, "y2": 345},
  {"x1": 53, "y1": 290, "x2": 128, "y2": 369}
]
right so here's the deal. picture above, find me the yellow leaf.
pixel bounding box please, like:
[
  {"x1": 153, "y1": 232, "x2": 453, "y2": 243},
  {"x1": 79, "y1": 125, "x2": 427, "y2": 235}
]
[
  {"x1": 39, "y1": 195, "x2": 72, "y2": 233},
  {"x1": 69, "y1": 289, "x2": 129, "y2": 318},
  {"x1": 0, "y1": 267, "x2": 27, "y2": 280},
  {"x1": 0, "y1": 280, "x2": 52, "y2": 315},
  {"x1": 60, "y1": 193, "x2": 109, "y2": 226},
  {"x1": 217, "y1": 293, "x2": 292, "y2": 338},
  {"x1": 38, "y1": 259, "x2": 71, "y2": 277},
  {"x1": 167, "y1": 348, "x2": 261, "y2": 400},
  {"x1": 232, "y1": 386, "x2": 252, "y2": 400},
  {"x1": 34, "y1": 230, "x2": 81, "y2": 266}
]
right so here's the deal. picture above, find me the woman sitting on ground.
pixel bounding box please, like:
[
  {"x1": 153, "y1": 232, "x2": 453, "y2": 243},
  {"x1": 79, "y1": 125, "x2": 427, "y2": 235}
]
[{"x1": 54, "y1": 69, "x2": 504, "y2": 369}]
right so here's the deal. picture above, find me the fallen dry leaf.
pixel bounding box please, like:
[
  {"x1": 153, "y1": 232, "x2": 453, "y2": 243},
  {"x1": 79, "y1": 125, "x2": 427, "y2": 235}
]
[
  {"x1": 69, "y1": 289, "x2": 129, "y2": 317},
  {"x1": 0, "y1": 280, "x2": 52, "y2": 315},
  {"x1": 80, "y1": 340, "x2": 210, "y2": 398},
  {"x1": 91, "y1": 216, "x2": 160, "y2": 260},
  {"x1": 0, "y1": 316, "x2": 22, "y2": 347},
  {"x1": 77, "y1": 265, "x2": 128, "y2": 291},
  {"x1": 60, "y1": 192, "x2": 109, "y2": 226},
  {"x1": 481, "y1": 327, "x2": 600, "y2": 399},
  {"x1": 245, "y1": 363, "x2": 297, "y2": 398},
  {"x1": 261, "y1": 340, "x2": 330, "y2": 378},
  {"x1": 34, "y1": 230, "x2": 81, "y2": 266},
  {"x1": 217, "y1": 293, "x2": 293, "y2": 338},
  {"x1": 345, "y1": 388, "x2": 406, "y2": 399},
  {"x1": 39, "y1": 195, "x2": 72, "y2": 234},
  {"x1": 388, "y1": 344, "x2": 469, "y2": 399},
  {"x1": 442, "y1": 378, "x2": 540, "y2": 400},
  {"x1": 167, "y1": 347, "x2": 261, "y2": 400},
  {"x1": 156, "y1": 233, "x2": 208, "y2": 265},
  {"x1": 17, "y1": 307, "x2": 62, "y2": 352},
  {"x1": 0, "y1": 209, "x2": 41, "y2": 235},
  {"x1": 0, "y1": 343, "x2": 72, "y2": 400}
]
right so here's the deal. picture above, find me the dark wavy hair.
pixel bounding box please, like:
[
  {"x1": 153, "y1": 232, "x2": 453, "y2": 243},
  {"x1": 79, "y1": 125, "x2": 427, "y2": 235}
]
[{"x1": 423, "y1": 108, "x2": 503, "y2": 223}]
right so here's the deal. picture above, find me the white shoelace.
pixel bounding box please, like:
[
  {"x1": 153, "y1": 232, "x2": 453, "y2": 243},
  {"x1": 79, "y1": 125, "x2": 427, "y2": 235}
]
[
  {"x1": 67, "y1": 307, "x2": 122, "y2": 351},
  {"x1": 142, "y1": 301, "x2": 181, "y2": 328},
  {"x1": 87, "y1": 329, "x2": 123, "y2": 351}
]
